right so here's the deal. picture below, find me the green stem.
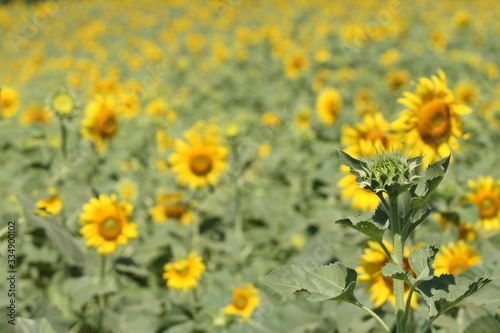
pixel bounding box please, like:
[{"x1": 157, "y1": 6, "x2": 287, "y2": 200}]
[
  {"x1": 379, "y1": 241, "x2": 396, "y2": 263},
  {"x1": 390, "y1": 195, "x2": 406, "y2": 333},
  {"x1": 351, "y1": 300, "x2": 391, "y2": 333},
  {"x1": 401, "y1": 285, "x2": 415, "y2": 329},
  {"x1": 98, "y1": 255, "x2": 107, "y2": 332},
  {"x1": 60, "y1": 120, "x2": 68, "y2": 160},
  {"x1": 231, "y1": 141, "x2": 242, "y2": 243},
  {"x1": 422, "y1": 317, "x2": 437, "y2": 333}
]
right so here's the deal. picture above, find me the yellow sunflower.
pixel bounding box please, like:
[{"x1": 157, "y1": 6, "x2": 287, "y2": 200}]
[
  {"x1": 316, "y1": 88, "x2": 342, "y2": 125},
  {"x1": 49, "y1": 91, "x2": 76, "y2": 117},
  {"x1": 434, "y1": 240, "x2": 481, "y2": 275},
  {"x1": 19, "y1": 104, "x2": 52, "y2": 126},
  {"x1": 149, "y1": 192, "x2": 194, "y2": 225},
  {"x1": 294, "y1": 107, "x2": 311, "y2": 130},
  {"x1": 464, "y1": 176, "x2": 500, "y2": 231},
  {"x1": 35, "y1": 187, "x2": 63, "y2": 216},
  {"x1": 337, "y1": 113, "x2": 398, "y2": 211},
  {"x1": 168, "y1": 122, "x2": 228, "y2": 189},
  {"x1": 357, "y1": 240, "x2": 418, "y2": 309},
  {"x1": 223, "y1": 283, "x2": 260, "y2": 322},
  {"x1": 117, "y1": 92, "x2": 140, "y2": 118},
  {"x1": 1, "y1": 87, "x2": 19, "y2": 118},
  {"x1": 285, "y1": 53, "x2": 309, "y2": 79},
  {"x1": 162, "y1": 251, "x2": 205, "y2": 291},
  {"x1": 79, "y1": 194, "x2": 138, "y2": 255},
  {"x1": 261, "y1": 112, "x2": 281, "y2": 127},
  {"x1": 80, "y1": 95, "x2": 119, "y2": 154},
  {"x1": 393, "y1": 70, "x2": 471, "y2": 167}
]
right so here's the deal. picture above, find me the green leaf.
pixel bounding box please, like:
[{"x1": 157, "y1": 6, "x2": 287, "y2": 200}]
[
  {"x1": 463, "y1": 315, "x2": 500, "y2": 333},
  {"x1": 18, "y1": 195, "x2": 87, "y2": 266},
  {"x1": 335, "y1": 215, "x2": 387, "y2": 243},
  {"x1": 371, "y1": 202, "x2": 389, "y2": 226},
  {"x1": 338, "y1": 149, "x2": 366, "y2": 182},
  {"x1": 416, "y1": 274, "x2": 491, "y2": 318},
  {"x1": 401, "y1": 203, "x2": 432, "y2": 243},
  {"x1": 381, "y1": 263, "x2": 412, "y2": 284},
  {"x1": 260, "y1": 263, "x2": 358, "y2": 302},
  {"x1": 409, "y1": 244, "x2": 439, "y2": 282},
  {"x1": 411, "y1": 155, "x2": 450, "y2": 207}
]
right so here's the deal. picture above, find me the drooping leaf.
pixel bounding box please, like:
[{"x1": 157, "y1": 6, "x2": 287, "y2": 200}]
[
  {"x1": 260, "y1": 263, "x2": 358, "y2": 302},
  {"x1": 411, "y1": 155, "x2": 450, "y2": 207},
  {"x1": 336, "y1": 215, "x2": 387, "y2": 243},
  {"x1": 409, "y1": 244, "x2": 439, "y2": 282},
  {"x1": 463, "y1": 315, "x2": 500, "y2": 333},
  {"x1": 18, "y1": 195, "x2": 87, "y2": 266},
  {"x1": 416, "y1": 274, "x2": 491, "y2": 318}
]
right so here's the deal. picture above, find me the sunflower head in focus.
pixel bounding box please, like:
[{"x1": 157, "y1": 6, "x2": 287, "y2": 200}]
[
  {"x1": 1, "y1": 87, "x2": 19, "y2": 118},
  {"x1": 393, "y1": 70, "x2": 471, "y2": 167},
  {"x1": 464, "y1": 176, "x2": 500, "y2": 231},
  {"x1": 149, "y1": 192, "x2": 194, "y2": 225},
  {"x1": 79, "y1": 194, "x2": 138, "y2": 255},
  {"x1": 316, "y1": 88, "x2": 342, "y2": 126},
  {"x1": 434, "y1": 240, "x2": 481, "y2": 275},
  {"x1": 35, "y1": 187, "x2": 63, "y2": 216},
  {"x1": 223, "y1": 283, "x2": 260, "y2": 322},
  {"x1": 162, "y1": 251, "x2": 205, "y2": 291},
  {"x1": 168, "y1": 122, "x2": 228, "y2": 189},
  {"x1": 81, "y1": 95, "x2": 118, "y2": 154},
  {"x1": 357, "y1": 240, "x2": 418, "y2": 309}
]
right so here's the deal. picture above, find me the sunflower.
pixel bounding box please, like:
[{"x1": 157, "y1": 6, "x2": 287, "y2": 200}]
[
  {"x1": 454, "y1": 82, "x2": 477, "y2": 105},
  {"x1": 434, "y1": 241, "x2": 481, "y2": 275},
  {"x1": 294, "y1": 107, "x2": 311, "y2": 130},
  {"x1": 285, "y1": 53, "x2": 309, "y2": 79},
  {"x1": 35, "y1": 187, "x2": 62, "y2": 216},
  {"x1": 316, "y1": 88, "x2": 342, "y2": 125},
  {"x1": 1, "y1": 87, "x2": 19, "y2": 118},
  {"x1": 337, "y1": 113, "x2": 398, "y2": 211},
  {"x1": 49, "y1": 90, "x2": 76, "y2": 117},
  {"x1": 464, "y1": 176, "x2": 500, "y2": 231},
  {"x1": 261, "y1": 112, "x2": 281, "y2": 127},
  {"x1": 385, "y1": 69, "x2": 409, "y2": 91},
  {"x1": 392, "y1": 70, "x2": 471, "y2": 167},
  {"x1": 79, "y1": 194, "x2": 138, "y2": 255},
  {"x1": 357, "y1": 240, "x2": 418, "y2": 309},
  {"x1": 223, "y1": 283, "x2": 260, "y2": 322},
  {"x1": 80, "y1": 95, "x2": 119, "y2": 154},
  {"x1": 162, "y1": 251, "x2": 205, "y2": 291},
  {"x1": 435, "y1": 213, "x2": 476, "y2": 242},
  {"x1": 149, "y1": 192, "x2": 194, "y2": 225},
  {"x1": 168, "y1": 122, "x2": 228, "y2": 189},
  {"x1": 117, "y1": 92, "x2": 140, "y2": 118},
  {"x1": 19, "y1": 104, "x2": 52, "y2": 126}
]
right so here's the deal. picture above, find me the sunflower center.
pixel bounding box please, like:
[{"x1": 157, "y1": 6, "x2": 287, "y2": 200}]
[
  {"x1": 365, "y1": 131, "x2": 389, "y2": 148},
  {"x1": 99, "y1": 217, "x2": 122, "y2": 240},
  {"x1": 2, "y1": 98, "x2": 12, "y2": 108},
  {"x1": 417, "y1": 98, "x2": 451, "y2": 145},
  {"x1": 293, "y1": 57, "x2": 304, "y2": 69},
  {"x1": 232, "y1": 294, "x2": 248, "y2": 310},
  {"x1": 189, "y1": 154, "x2": 213, "y2": 176},
  {"x1": 97, "y1": 114, "x2": 117, "y2": 138},
  {"x1": 448, "y1": 257, "x2": 470, "y2": 275},
  {"x1": 479, "y1": 196, "x2": 499, "y2": 219},
  {"x1": 165, "y1": 204, "x2": 186, "y2": 220}
]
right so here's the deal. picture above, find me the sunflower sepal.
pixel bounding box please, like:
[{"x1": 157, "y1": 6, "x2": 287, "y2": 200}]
[{"x1": 260, "y1": 263, "x2": 358, "y2": 303}]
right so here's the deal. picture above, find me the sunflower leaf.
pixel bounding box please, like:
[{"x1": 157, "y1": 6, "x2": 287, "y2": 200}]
[
  {"x1": 411, "y1": 155, "x2": 450, "y2": 207},
  {"x1": 260, "y1": 263, "x2": 358, "y2": 302},
  {"x1": 338, "y1": 149, "x2": 366, "y2": 182},
  {"x1": 409, "y1": 244, "x2": 439, "y2": 282},
  {"x1": 401, "y1": 203, "x2": 432, "y2": 243},
  {"x1": 416, "y1": 274, "x2": 491, "y2": 318},
  {"x1": 463, "y1": 315, "x2": 500, "y2": 333},
  {"x1": 381, "y1": 263, "x2": 413, "y2": 285},
  {"x1": 335, "y1": 215, "x2": 387, "y2": 243},
  {"x1": 18, "y1": 195, "x2": 87, "y2": 266}
]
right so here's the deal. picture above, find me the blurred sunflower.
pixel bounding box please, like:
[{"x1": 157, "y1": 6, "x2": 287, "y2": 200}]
[
  {"x1": 79, "y1": 194, "x2": 138, "y2": 255},
  {"x1": 223, "y1": 283, "x2": 260, "y2": 322},
  {"x1": 169, "y1": 122, "x2": 228, "y2": 188},
  {"x1": 294, "y1": 107, "x2": 311, "y2": 130},
  {"x1": 80, "y1": 95, "x2": 118, "y2": 154},
  {"x1": 163, "y1": 251, "x2": 205, "y2": 291},
  {"x1": 454, "y1": 82, "x2": 477, "y2": 105},
  {"x1": 285, "y1": 53, "x2": 309, "y2": 79},
  {"x1": 35, "y1": 187, "x2": 62, "y2": 216},
  {"x1": 316, "y1": 88, "x2": 342, "y2": 125},
  {"x1": 357, "y1": 240, "x2": 418, "y2": 309},
  {"x1": 435, "y1": 213, "x2": 476, "y2": 242},
  {"x1": 19, "y1": 104, "x2": 52, "y2": 126},
  {"x1": 337, "y1": 113, "x2": 397, "y2": 211},
  {"x1": 434, "y1": 240, "x2": 481, "y2": 275},
  {"x1": 149, "y1": 192, "x2": 194, "y2": 225},
  {"x1": 1, "y1": 87, "x2": 19, "y2": 118},
  {"x1": 117, "y1": 92, "x2": 140, "y2": 118},
  {"x1": 49, "y1": 90, "x2": 76, "y2": 117},
  {"x1": 464, "y1": 176, "x2": 500, "y2": 231},
  {"x1": 392, "y1": 70, "x2": 471, "y2": 167},
  {"x1": 261, "y1": 112, "x2": 281, "y2": 127}
]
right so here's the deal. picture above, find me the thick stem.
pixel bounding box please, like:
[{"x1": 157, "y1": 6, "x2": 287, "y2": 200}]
[{"x1": 390, "y1": 195, "x2": 406, "y2": 333}]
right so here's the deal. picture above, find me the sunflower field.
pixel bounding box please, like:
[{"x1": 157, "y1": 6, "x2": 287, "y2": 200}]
[{"x1": 1, "y1": 0, "x2": 500, "y2": 332}]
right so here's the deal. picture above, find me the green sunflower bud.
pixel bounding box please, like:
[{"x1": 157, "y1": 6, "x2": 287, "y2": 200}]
[{"x1": 338, "y1": 149, "x2": 422, "y2": 196}]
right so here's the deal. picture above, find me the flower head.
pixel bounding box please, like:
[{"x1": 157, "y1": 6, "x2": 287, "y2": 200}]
[
  {"x1": 464, "y1": 176, "x2": 500, "y2": 231},
  {"x1": 163, "y1": 251, "x2": 205, "y2": 291},
  {"x1": 149, "y1": 192, "x2": 194, "y2": 225},
  {"x1": 223, "y1": 283, "x2": 260, "y2": 322},
  {"x1": 80, "y1": 95, "x2": 118, "y2": 154},
  {"x1": 79, "y1": 194, "x2": 138, "y2": 255},
  {"x1": 35, "y1": 187, "x2": 62, "y2": 216},
  {"x1": 434, "y1": 241, "x2": 481, "y2": 275},
  {"x1": 49, "y1": 90, "x2": 77, "y2": 118},
  {"x1": 316, "y1": 88, "x2": 342, "y2": 125},
  {"x1": 1, "y1": 87, "x2": 19, "y2": 118}
]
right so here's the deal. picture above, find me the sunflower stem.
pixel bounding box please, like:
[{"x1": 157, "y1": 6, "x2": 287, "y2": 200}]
[
  {"x1": 60, "y1": 119, "x2": 68, "y2": 161},
  {"x1": 390, "y1": 194, "x2": 406, "y2": 333},
  {"x1": 98, "y1": 255, "x2": 107, "y2": 332},
  {"x1": 351, "y1": 299, "x2": 391, "y2": 333}
]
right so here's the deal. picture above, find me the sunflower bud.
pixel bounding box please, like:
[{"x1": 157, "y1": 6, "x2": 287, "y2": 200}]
[
  {"x1": 338, "y1": 150, "x2": 422, "y2": 196},
  {"x1": 48, "y1": 89, "x2": 77, "y2": 119}
]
